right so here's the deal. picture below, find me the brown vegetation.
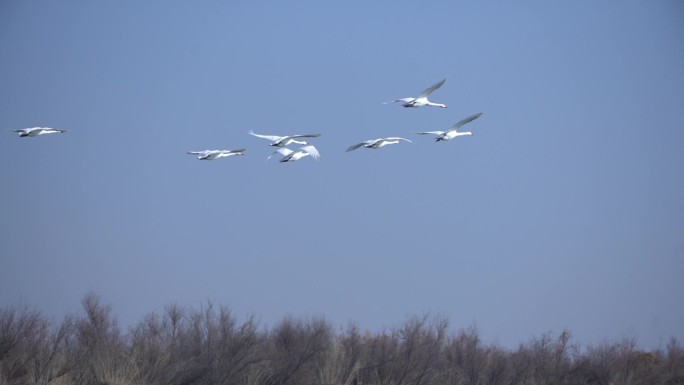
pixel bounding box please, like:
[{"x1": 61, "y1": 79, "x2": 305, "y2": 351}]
[{"x1": 1, "y1": 294, "x2": 682, "y2": 385}]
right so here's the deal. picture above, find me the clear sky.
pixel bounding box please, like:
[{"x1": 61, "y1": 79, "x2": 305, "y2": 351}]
[{"x1": 1, "y1": 1, "x2": 683, "y2": 349}]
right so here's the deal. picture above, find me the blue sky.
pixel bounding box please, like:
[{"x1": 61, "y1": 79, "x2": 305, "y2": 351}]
[{"x1": 1, "y1": 1, "x2": 683, "y2": 349}]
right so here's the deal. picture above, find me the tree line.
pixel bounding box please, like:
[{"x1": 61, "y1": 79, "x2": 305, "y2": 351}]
[{"x1": 1, "y1": 294, "x2": 682, "y2": 385}]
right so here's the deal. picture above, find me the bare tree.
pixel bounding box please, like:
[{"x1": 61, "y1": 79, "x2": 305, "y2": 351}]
[
  {"x1": 315, "y1": 322, "x2": 364, "y2": 385},
  {"x1": 73, "y1": 293, "x2": 130, "y2": 385},
  {"x1": 359, "y1": 329, "x2": 400, "y2": 385},
  {"x1": 3, "y1": 297, "x2": 684, "y2": 385},
  {"x1": 22, "y1": 315, "x2": 77, "y2": 385},
  {"x1": 576, "y1": 342, "x2": 617, "y2": 385},
  {"x1": 208, "y1": 311, "x2": 265, "y2": 385},
  {"x1": 128, "y1": 312, "x2": 171, "y2": 385},
  {"x1": 665, "y1": 338, "x2": 684, "y2": 384},
  {"x1": 394, "y1": 315, "x2": 448, "y2": 385},
  {"x1": 438, "y1": 325, "x2": 487, "y2": 385},
  {"x1": 483, "y1": 345, "x2": 512, "y2": 385},
  {"x1": 359, "y1": 315, "x2": 447, "y2": 385},
  {"x1": 128, "y1": 301, "x2": 268, "y2": 385},
  {"x1": 0, "y1": 305, "x2": 46, "y2": 384},
  {"x1": 266, "y1": 316, "x2": 332, "y2": 385}
]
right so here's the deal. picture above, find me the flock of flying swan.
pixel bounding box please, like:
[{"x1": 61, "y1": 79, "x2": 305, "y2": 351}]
[{"x1": 9, "y1": 79, "x2": 483, "y2": 162}]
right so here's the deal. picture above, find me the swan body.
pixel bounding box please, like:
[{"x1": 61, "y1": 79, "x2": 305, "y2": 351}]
[
  {"x1": 249, "y1": 131, "x2": 321, "y2": 147},
  {"x1": 346, "y1": 137, "x2": 412, "y2": 152},
  {"x1": 416, "y1": 113, "x2": 483, "y2": 141},
  {"x1": 383, "y1": 79, "x2": 448, "y2": 108},
  {"x1": 11, "y1": 127, "x2": 68, "y2": 137},
  {"x1": 267, "y1": 145, "x2": 320, "y2": 162},
  {"x1": 187, "y1": 149, "x2": 245, "y2": 160}
]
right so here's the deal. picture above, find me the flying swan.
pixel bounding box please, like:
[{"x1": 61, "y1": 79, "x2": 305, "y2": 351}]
[
  {"x1": 416, "y1": 113, "x2": 483, "y2": 141},
  {"x1": 267, "y1": 145, "x2": 321, "y2": 162},
  {"x1": 346, "y1": 137, "x2": 412, "y2": 152},
  {"x1": 11, "y1": 127, "x2": 68, "y2": 137},
  {"x1": 383, "y1": 79, "x2": 448, "y2": 108},
  {"x1": 248, "y1": 131, "x2": 321, "y2": 147},
  {"x1": 187, "y1": 149, "x2": 245, "y2": 160}
]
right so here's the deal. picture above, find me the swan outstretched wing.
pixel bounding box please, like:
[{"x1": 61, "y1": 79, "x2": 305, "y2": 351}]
[
  {"x1": 448, "y1": 113, "x2": 483, "y2": 132},
  {"x1": 386, "y1": 137, "x2": 412, "y2": 143},
  {"x1": 415, "y1": 131, "x2": 445, "y2": 136},
  {"x1": 346, "y1": 140, "x2": 372, "y2": 152},
  {"x1": 248, "y1": 131, "x2": 283, "y2": 142},
  {"x1": 417, "y1": 79, "x2": 446, "y2": 98},
  {"x1": 300, "y1": 145, "x2": 320, "y2": 160},
  {"x1": 267, "y1": 147, "x2": 293, "y2": 161},
  {"x1": 187, "y1": 150, "x2": 218, "y2": 159},
  {"x1": 383, "y1": 98, "x2": 415, "y2": 105},
  {"x1": 214, "y1": 149, "x2": 245, "y2": 157},
  {"x1": 289, "y1": 134, "x2": 321, "y2": 139}
]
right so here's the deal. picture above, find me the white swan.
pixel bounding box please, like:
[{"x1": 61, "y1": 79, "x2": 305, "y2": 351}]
[
  {"x1": 187, "y1": 149, "x2": 245, "y2": 160},
  {"x1": 346, "y1": 137, "x2": 412, "y2": 152},
  {"x1": 383, "y1": 79, "x2": 447, "y2": 108},
  {"x1": 11, "y1": 127, "x2": 68, "y2": 137},
  {"x1": 267, "y1": 145, "x2": 320, "y2": 162},
  {"x1": 248, "y1": 131, "x2": 321, "y2": 147},
  {"x1": 416, "y1": 113, "x2": 483, "y2": 141}
]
